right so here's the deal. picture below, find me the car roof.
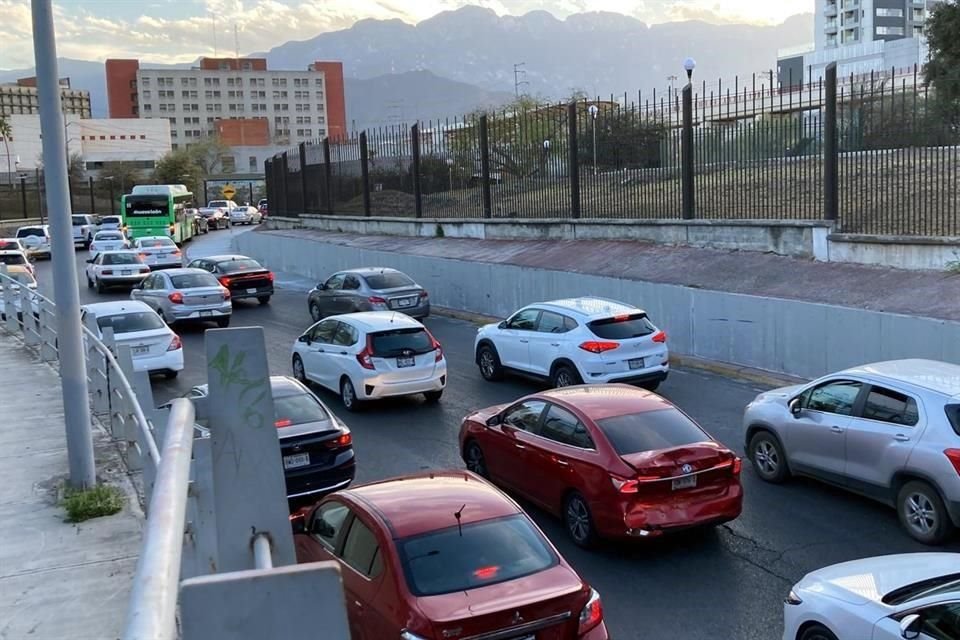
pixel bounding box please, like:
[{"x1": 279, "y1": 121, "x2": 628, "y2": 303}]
[
  {"x1": 532, "y1": 296, "x2": 646, "y2": 320},
  {"x1": 203, "y1": 254, "x2": 256, "y2": 263},
  {"x1": 135, "y1": 236, "x2": 175, "y2": 241},
  {"x1": 96, "y1": 249, "x2": 139, "y2": 254},
  {"x1": 94, "y1": 230, "x2": 124, "y2": 235},
  {"x1": 338, "y1": 267, "x2": 403, "y2": 276},
  {"x1": 329, "y1": 310, "x2": 424, "y2": 331},
  {"x1": 82, "y1": 300, "x2": 153, "y2": 316},
  {"x1": 343, "y1": 471, "x2": 520, "y2": 539},
  {"x1": 17, "y1": 225, "x2": 49, "y2": 231},
  {"x1": 539, "y1": 384, "x2": 675, "y2": 420},
  {"x1": 160, "y1": 267, "x2": 210, "y2": 277},
  {"x1": 837, "y1": 359, "x2": 960, "y2": 397},
  {"x1": 193, "y1": 375, "x2": 311, "y2": 399}
]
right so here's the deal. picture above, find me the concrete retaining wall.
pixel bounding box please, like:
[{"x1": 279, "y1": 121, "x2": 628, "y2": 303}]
[
  {"x1": 235, "y1": 231, "x2": 960, "y2": 380},
  {"x1": 827, "y1": 233, "x2": 960, "y2": 270}
]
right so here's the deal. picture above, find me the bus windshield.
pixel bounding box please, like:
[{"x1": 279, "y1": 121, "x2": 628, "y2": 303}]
[{"x1": 124, "y1": 196, "x2": 169, "y2": 217}]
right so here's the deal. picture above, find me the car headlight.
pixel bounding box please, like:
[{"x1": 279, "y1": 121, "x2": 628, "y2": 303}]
[{"x1": 784, "y1": 588, "x2": 803, "y2": 605}]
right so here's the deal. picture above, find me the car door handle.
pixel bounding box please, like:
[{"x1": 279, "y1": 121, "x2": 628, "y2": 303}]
[
  {"x1": 830, "y1": 426, "x2": 844, "y2": 433},
  {"x1": 893, "y1": 434, "x2": 910, "y2": 442},
  {"x1": 520, "y1": 339, "x2": 529, "y2": 344},
  {"x1": 550, "y1": 343, "x2": 560, "y2": 347},
  {"x1": 353, "y1": 600, "x2": 363, "y2": 609},
  {"x1": 514, "y1": 443, "x2": 526, "y2": 450},
  {"x1": 555, "y1": 458, "x2": 569, "y2": 466},
  {"x1": 338, "y1": 351, "x2": 348, "y2": 355}
]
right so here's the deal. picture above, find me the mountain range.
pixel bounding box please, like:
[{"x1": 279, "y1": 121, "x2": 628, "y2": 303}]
[{"x1": 0, "y1": 6, "x2": 814, "y2": 131}]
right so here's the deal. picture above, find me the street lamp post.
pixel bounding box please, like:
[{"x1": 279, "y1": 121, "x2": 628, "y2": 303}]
[
  {"x1": 542, "y1": 139, "x2": 551, "y2": 177},
  {"x1": 681, "y1": 57, "x2": 696, "y2": 220},
  {"x1": 588, "y1": 104, "x2": 599, "y2": 176},
  {"x1": 445, "y1": 158, "x2": 454, "y2": 191},
  {"x1": 103, "y1": 175, "x2": 116, "y2": 215}
]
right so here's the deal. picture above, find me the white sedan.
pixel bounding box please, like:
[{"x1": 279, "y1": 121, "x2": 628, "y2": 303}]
[
  {"x1": 81, "y1": 300, "x2": 183, "y2": 379},
  {"x1": 228, "y1": 207, "x2": 253, "y2": 225},
  {"x1": 89, "y1": 230, "x2": 129, "y2": 256},
  {"x1": 131, "y1": 236, "x2": 183, "y2": 270},
  {"x1": 291, "y1": 311, "x2": 446, "y2": 411},
  {"x1": 86, "y1": 250, "x2": 150, "y2": 293},
  {"x1": 783, "y1": 552, "x2": 960, "y2": 640}
]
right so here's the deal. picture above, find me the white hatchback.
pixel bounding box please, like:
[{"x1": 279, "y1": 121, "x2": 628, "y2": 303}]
[
  {"x1": 81, "y1": 300, "x2": 184, "y2": 379},
  {"x1": 291, "y1": 311, "x2": 446, "y2": 411},
  {"x1": 475, "y1": 296, "x2": 669, "y2": 390},
  {"x1": 783, "y1": 553, "x2": 960, "y2": 640},
  {"x1": 131, "y1": 236, "x2": 183, "y2": 270}
]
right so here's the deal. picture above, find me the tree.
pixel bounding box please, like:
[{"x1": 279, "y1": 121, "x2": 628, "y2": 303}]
[
  {"x1": 96, "y1": 162, "x2": 143, "y2": 198},
  {"x1": 68, "y1": 152, "x2": 86, "y2": 183},
  {"x1": 924, "y1": 0, "x2": 960, "y2": 123},
  {"x1": 0, "y1": 115, "x2": 11, "y2": 187},
  {"x1": 187, "y1": 136, "x2": 229, "y2": 175},
  {"x1": 153, "y1": 148, "x2": 203, "y2": 200}
]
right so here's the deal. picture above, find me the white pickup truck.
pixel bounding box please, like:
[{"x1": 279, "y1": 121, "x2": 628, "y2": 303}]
[{"x1": 71, "y1": 214, "x2": 97, "y2": 248}]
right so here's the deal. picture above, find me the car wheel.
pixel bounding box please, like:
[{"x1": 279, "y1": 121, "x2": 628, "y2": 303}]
[
  {"x1": 898, "y1": 481, "x2": 953, "y2": 545},
  {"x1": 340, "y1": 377, "x2": 362, "y2": 412},
  {"x1": 551, "y1": 364, "x2": 581, "y2": 388},
  {"x1": 164, "y1": 370, "x2": 179, "y2": 380},
  {"x1": 309, "y1": 302, "x2": 322, "y2": 322},
  {"x1": 799, "y1": 624, "x2": 838, "y2": 640},
  {"x1": 158, "y1": 311, "x2": 172, "y2": 326},
  {"x1": 96, "y1": 278, "x2": 106, "y2": 294},
  {"x1": 423, "y1": 389, "x2": 443, "y2": 403},
  {"x1": 258, "y1": 296, "x2": 271, "y2": 305},
  {"x1": 216, "y1": 317, "x2": 230, "y2": 328},
  {"x1": 748, "y1": 430, "x2": 790, "y2": 484},
  {"x1": 477, "y1": 344, "x2": 504, "y2": 381},
  {"x1": 292, "y1": 355, "x2": 307, "y2": 383},
  {"x1": 563, "y1": 491, "x2": 597, "y2": 548},
  {"x1": 464, "y1": 440, "x2": 488, "y2": 478},
  {"x1": 86, "y1": 276, "x2": 94, "y2": 289}
]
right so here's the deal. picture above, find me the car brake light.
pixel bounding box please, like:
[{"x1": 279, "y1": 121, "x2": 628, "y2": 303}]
[
  {"x1": 275, "y1": 418, "x2": 293, "y2": 428},
  {"x1": 102, "y1": 269, "x2": 114, "y2": 275},
  {"x1": 945, "y1": 449, "x2": 960, "y2": 475},
  {"x1": 221, "y1": 288, "x2": 231, "y2": 300},
  {"x1": 426, "y1": 329, "x2": 443, "y2": 362},
  {"x1": 168, "y1": 292, "x2": 184, "y2": 304},
  {"x1": 474, "y1": 566, "x2": 499, "y2": 580},
  {"x1": 357, "y1": 336, "x2": 375, "y2": 370},
  {"x1": 167, "y1": 335, "x2": 182, "y2": 351},
  {"x1": 578, "y1": 588, "x2": 603, "y2": 634},
  {"x1": 613, "y1": 313, "x2": 630, "y2": 321},
  {"x1": 652, "y1": 331, "x2": 667, "y2": 343},
  {"x1": 369, "y1": 296, "x2": 386, "y2": 305},
  {"x1": 419, "y1": 290, "x2": 429, "y2": 298},
  {"x1": 732, "y1": 457, "x2": 742, "y2": 476},
  {"x1": 172, "y1": 249, "x2": 182, "y2": 256},
  {"x1": 219, "y1": 276, "x2": 231, "y2": 287},
  {"x1": 610, "y1": 476, "x2": 639, "y2": 494},
  {"x1": 326, "y1": 432, "x2": 352, "y2": 448},
  {"x1": 579, "y1": 341, "x2": 620, "y2": 354},
  {"x1": 266, "y1": 272, "x2": 274, "y2": 282}
]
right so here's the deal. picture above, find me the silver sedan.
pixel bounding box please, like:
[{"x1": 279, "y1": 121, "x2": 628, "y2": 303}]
[{"x1": 131, "y1": 267, "x2": 232, "y2": 327}]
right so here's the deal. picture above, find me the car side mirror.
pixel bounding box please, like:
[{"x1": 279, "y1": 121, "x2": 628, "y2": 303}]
[
  {"x1": 899, "y1": 614, "x2": 921, "y2": 640},
  {"x1": 498, "y1": 320, "x2": 507, "y2": 330},
  {"x1": 86, "y1": 258, "x2": 94, "y2": 263},
  {"x1": 298, "y1": 334, "x2": 311, "y2": 344},
  {"x1": 485, "y1": 414, "x2": 501, "y2": 427},
  {"x1": 788, "y1": 397, "x2": 802, "y2": 417}
]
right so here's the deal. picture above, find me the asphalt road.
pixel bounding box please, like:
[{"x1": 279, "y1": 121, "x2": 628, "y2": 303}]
[{"x1": 34, "y1": 227, "x2": 960, "y2": 640}]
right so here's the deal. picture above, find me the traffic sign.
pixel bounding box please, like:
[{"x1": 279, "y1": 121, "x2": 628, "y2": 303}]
[{"x1": 221, "y1": 184, "x2": 236, "y2": 200}]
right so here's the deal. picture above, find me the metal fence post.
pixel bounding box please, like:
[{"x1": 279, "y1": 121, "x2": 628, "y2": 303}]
[
  {"x1": 19, "y1": 176, "x2": 27, "y2": 218},
  {"x1": 88, "y1": 175, "x2": 95, "y2": 214},
  {"x1": 35, "y1": 168, "x2": 45, "y2": 224},
  {"x1": 298, "y1": 142, "x2": 308, "y2": 215},
  {"x1": 824, "y1": 62, "x2": 839, "y2": 222},
  {"x1": 181, "y1": 433, "x2": 218, "y2": 580},
  {"x1": 681, "y1": 84, "x2": 695, "y2": 220},
  {"x1": 479, "y1": 115, "x2": 492, "y2": 218},
  {"x1": 20, "y1": 286, "x2": 38, "y2": 346},
  {"x1": 411, "y1": 123, "x2": 423, "y2": 218},
  {"x1": 280, "y1": 152, "x2": 289, "y2": 217},
  {"x1": 360, "y1": 131, "x2": 371, "y2": 217},
  {"x1": 322, "y1": 138, "x2": 333, "y2": 215},
  {"x1": 567, "y1": 102, "x2": 581, "y2": 219},
  {"x1": 39, "y1": 299, "x2": 57, "y2": 362}
]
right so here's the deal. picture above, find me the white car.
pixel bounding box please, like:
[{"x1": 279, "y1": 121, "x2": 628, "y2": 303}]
[
  {"x1": 72, "y1": 214, "x2": 97, "y2": 248},
  {"x1": 86, "y1": 250, "x2": 150, "y2": 292},
  {"x1": 15, "y1": 225, "x2": 51, "y2": 259},
  {"x1": 89, "y1": 230, "x2": 130, "y2": 255},
  {"x1": 98, "y1": 215, "x2": 123, "y2": 232},
  {"x1": 0, "y1": 249, "x2": 35, "y2": 276},
  {"x1": 474, "y1": 296, "x2": 670, "y2": 390},
  {"x1": 207, "y1": 199, "x2": 239, "y2": 213},
  {"x1": 0, "y1": 238, "x2": 27, "y2": 253},
  {"x1": 131, "y1": 236, "x2": 183, "y2": 270},
  {"x1": 291, "y1": 311, "x2": 446, "y2": 411},
  {"x1": 228, "y1": 207, "x2": 252, "y2": 225},
  {"x1": 81, "y1": 300, "x2": 183, "y2": 379},
  {"x1": 783, "y1": 553, "x2": 960, "y2": 640},
  {"x1": 0, "y1": 266, "x2": 39, "y2": 320}
]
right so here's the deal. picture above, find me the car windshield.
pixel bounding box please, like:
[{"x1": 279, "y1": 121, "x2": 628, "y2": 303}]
[
  {"x1": 588, "y1": 313, "x2": 657, "y2": 339},
  {"x1": 273, "y1": 393, "x2": 330, "y2": 427},
  {"x1": 597, "y1": 409, "x2": 709, "y2": 455},
  {"x1": 397, "y1": 515, "x2": 557, "y2": 597},
  {"x1": 95, "y1": 232, "x2": 124, "y2": 241},
  {"x1": 0, "y1": 253, "x2": 27, "y2": 265},
  {"x1": 370, "y1": 328, "x2": 433, "y2": 357},
  {"x1": 102, "y1": 253, "x2": 142, "y2": 265},
  {"x1": 170, "y1": 273, "x2": 219, "y2": 289},
  {"x1": 365, "y1": 272, "x2": 415, "y2": 290},
  {"x1": 101, "y1": 216, "x2": 121, "y2": 224},
  {"x1": 96, "y1": 311, "x2": 165, "y2": 334},
  {"x1": 16, "y1": 228, "x2": 44, "y2": 238},
  {"x1": 218, "y1": 259, "x2": 262, "y2": 273},
  {"x1": 139, "y1": 238, "x2": 176, "y2": 248},
  {"x1": 0, "y1": 241, "x2": 21, "y2": 250},
  {"x1": 882, "y1": 573, "x2": 960, "y2": 605}
]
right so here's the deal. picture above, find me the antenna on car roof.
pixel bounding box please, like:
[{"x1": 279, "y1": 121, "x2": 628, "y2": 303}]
[{"x1": 454, "y1": 504, "x2": 466, "y2": 537}]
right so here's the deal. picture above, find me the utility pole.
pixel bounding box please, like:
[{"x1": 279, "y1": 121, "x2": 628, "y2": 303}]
[
  {"x1": 31, "y1": 0, "x2": 95, "y2": 489},
  {"x1": 513, "y1": 62, "x2": 529, "y2": 99}
]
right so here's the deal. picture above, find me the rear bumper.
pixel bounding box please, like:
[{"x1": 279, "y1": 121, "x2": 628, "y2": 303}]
[
  {"x1": 169, "y1": 304, "x2": 232, "y2": 321},
  {"x1": 146, "y1": 260, "x2": 184, "y2": 270},
  {"x1": 132, "y1": 349, "x2": 184, "y2": 374},
  {"x1": 358, "y1": 368, "x2": 447, "y2": 400},
  {"x1": 597, "y1": 483, "x2": 743, "y2": 539},
  {"x1": 98, "y1": 274, "x2": 150, "y2": 285},
  {"x1": 229, "y1": 286, "x2": 274, "y2": 300},
  {"x1": 284, "y1": 454, "x2": 356, "y2": 499},
  {"x1": 582, "y1": 365, "x2": 669, "y2": 386}
]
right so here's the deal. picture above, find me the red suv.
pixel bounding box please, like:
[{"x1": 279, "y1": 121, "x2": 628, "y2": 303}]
[
  {"x1": 293, "y1": 471, "x2": 609, "y2": 640},
  {"x1": 460, "y1": 384, "x2": 743, "y2": 546}
]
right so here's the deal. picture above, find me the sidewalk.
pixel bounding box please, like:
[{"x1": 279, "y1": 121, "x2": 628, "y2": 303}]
[{"x1": 0, "y1": 333, "x2": 142, "y2": 640}]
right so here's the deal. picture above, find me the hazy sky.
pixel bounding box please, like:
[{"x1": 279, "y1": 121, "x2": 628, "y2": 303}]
[{"x1": 1, "y1": 0, "x2": 813, "y2": 69}]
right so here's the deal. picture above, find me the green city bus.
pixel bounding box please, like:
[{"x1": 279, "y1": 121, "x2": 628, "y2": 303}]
[{"x1": 121, "y1": 184, "x2": 198, "y2": 243}]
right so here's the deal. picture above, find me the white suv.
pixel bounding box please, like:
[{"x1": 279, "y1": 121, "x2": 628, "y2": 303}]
[
  {"x1": 474, "y1": 296, "x2": 669, "y2": 390},
  {"x1": 291, "y1": 311, "x2": 446, "y2": 411}
]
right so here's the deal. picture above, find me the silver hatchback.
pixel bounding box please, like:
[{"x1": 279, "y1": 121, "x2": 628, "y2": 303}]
[
  {"x1": 306, "y1": 267, "x2": 430, "y2": 322},
  {"x1": 131, "y1": 267, "x2": 231, "y2": 327},
  {"x1": 743, "y1": 359, "x2": 960, "y2": 545}
]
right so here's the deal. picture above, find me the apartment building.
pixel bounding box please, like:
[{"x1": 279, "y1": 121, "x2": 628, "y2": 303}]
[
  {"x1": 105, "y1": 57, "x2": 347, "y2": 154},
  {"x1": 0, "y1": 77, "x2": 92, "y2": 118}
]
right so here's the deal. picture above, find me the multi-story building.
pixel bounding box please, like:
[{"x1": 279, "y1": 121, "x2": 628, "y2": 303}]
[
  {"x1": 0, "y1": 77, "x2": 92, "y2": 118},
  {"x1": 105, "y1": 57, "x2": 347, "y2": 163}
]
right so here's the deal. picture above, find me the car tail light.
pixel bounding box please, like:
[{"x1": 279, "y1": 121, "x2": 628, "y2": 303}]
[
  {"x1": 426, "y1": 329, "x2": 443, "y2": 362},
  {"x1": 578, "y1": 588, "x2": 603, "y2": 634},
  {"x1": 945, "y1": 449, "x2": 960, "y2": 475},
  {"x1": 579, "y1": 341, "x2": 620, "y2": 354},
  {"x1": 266, "y1": 272, "x2": 275, "y2": 282},
  {"x1": 172, "y1": 249, "x2": 182, "y2": 256},
  {"x1": 168, "y1": 292, "x2": 184, "y2": 304},
  {"x1": 219, "y1": 276, "x2": 231, "y2": 287},
  {"x1": 652, "y1": 331, "x2": 667, "y2": 343},
  {"x1": 369, "y1": 296, "x2": 387, "y2": 305},
  {"x1": 419, "y1": 290, "x2": 429, "y2": 299},
  {"x1": 326, "y1": 432, "x2": 352, "y2": 448},
  {"x1": 275, "y1": 418, "x2": 293, "y2": 428},
  {"x1": 732, "y1": 457, "x2": 742, "y2": 476},
  {"x1": 102, "y1": 269, "x2": 114, "y2": 275},
  {"x1": 357, "y1": 336, "x2": 375, "y2": 370},
  {"x1": 221, "y1": 288, "x2": 231, "y2": 300},
  {"x1": 610, "y1": 475, "x2": 639, "y2": 494},
  {"x1": 167, "y1": 335, "x2": 182, "y2": 351}
]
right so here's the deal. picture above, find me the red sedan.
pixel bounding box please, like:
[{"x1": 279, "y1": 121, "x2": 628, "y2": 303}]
[
  {"x1": 459, "y1": 384, "x2": 743, "y2": 547},
  {"x1": 293, "y1": 471, "x2": 609, "y2": 640}
]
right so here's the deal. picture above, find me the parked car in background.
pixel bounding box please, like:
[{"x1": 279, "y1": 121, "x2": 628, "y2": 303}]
[
  {"x1": 0, "y1": 266, "x2": 39, "y2": 321},
  {"x1": 744, "y1": 359, "x2": 960, "y2": 545},
  {"x1": 185, "y1": 254, "x2": 273, "y2": 304},
  {"x1": 782, "y1": 553, "x2": 960, "y2": 640},
  {"x1": 131, "y1": 236, "x2": 183, "y2": 270},
  {"x1": 81, "y1": 300, "x2": 183, "y2": 378},
  {"x1": 292, "y1": 471, "x2": 609, "y2": 640},
  {"x1": 257, "y1": 199, "x2": 268, "y2": 217},
  {"x1": 173, "y1": 376, "x2": 356, "y2": 505},
  {"x1": 292, "y1": 311, "x2": 446, "y2": 411},
  {"x1": 245, "y1": 205, "x2": 262, "y2": 224},
  {"x1": 461, "y1": 384, "x2": 743, "y2": 546},
  {"x1": 207, "y1": 199, "x2": 239, "y2": 213},
  {"x1": 0, "y1": 238, "x2": 27, "y2": 252},
  {"x1": 88, "y1": 230, "x2": 129, "y2": 255},
  {"x1": 15, "y1": 225, "x2": 51, "y2": 259},
  {"x1": 71, "y1": 214, "x2": 97, "y2": 248},
  {"x1": 475, "y1": 296, "x2": 670, "y2": 390},
  {"x1": 306, "y1": 267, "x2": 430, "y2": 321},
  {"x1": 131, "y1": 268, "x2": 232, "y2": 327},
  {"x1": 0, "y1": 250, "x2": 35, "y2": 276},
  {"x1": 85, "y1": 250, "x2": 150, "y2": 292},
  {"x1": 97, "y1": 215, "x2": 123, "y2": 232},
  {"x1": 228, "y1": 206, "x2": 253, "y2": 226},
  {"x1": 197, "y1": 207, "x2": 229, "y2": 230}
]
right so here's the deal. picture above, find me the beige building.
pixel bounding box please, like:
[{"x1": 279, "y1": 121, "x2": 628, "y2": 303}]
[{"x1": 0, "y1": 77, "x2": 92, "y2": 118}]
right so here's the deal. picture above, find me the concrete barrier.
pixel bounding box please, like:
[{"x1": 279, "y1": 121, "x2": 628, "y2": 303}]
[{"x1": 235, "y1": 230, "x2": 960, "y2": 380}]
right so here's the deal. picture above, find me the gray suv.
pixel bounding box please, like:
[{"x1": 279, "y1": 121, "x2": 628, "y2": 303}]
[
  {"x1": 743, "y1": 359, "x2": 960, "y2": 545},
  {"x1": 306, "y1": 268, "x2": 429, "y2": 321}
]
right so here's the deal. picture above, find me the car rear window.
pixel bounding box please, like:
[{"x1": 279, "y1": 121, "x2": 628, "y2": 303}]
[
  {"x1": 0, "y1": 253, "x2": 26, "y2": 265},
  {"x1": 71, "y1": 215, "x2": 89, "y2": 226},
  {"x1": 365, "y1": 272, "x2": 414, "y2": 290},
  {"x1": 370, "y1": 328, "x2": 433, "y2": 357},
  {"x1": 103, "y1": 253, "x2": 142, "y2": 265},
  {"x1": 170, "y1": 273, "x2": 219, "y2": 289},
  {"x1": 273, "y1": 393, "x2": 330, "y2": 427},
  {"x1": 946, "y1": 405, "x2": 960, "y2": 437},
  {"x1": 8, "y1": 271, "x2": 35, "y2": 286},
  {"x1": 95, "y1": 232, "x2": 123, "y2": 241},
  {"x1": 96, "y1": 311, "x2": 165, "y2": 333},
  {"x1": 16, "y1": 228, "x2": 44, "y2": 238},
  {"x1": 588, "y1": 313, "x2": 657, "y2": 339},
  {"x1": 398, "y1": 515, "x2": 557, "y2": 597},
  {"x1": 218, "y1": 259, "x2": 262, "y2": 273},
  {"x1": 597, "y1": 409, "x2": 709, "y2": 455},
  {"x1": 140, "y1": 238, "x2": 176, "y2": 248},
  {"x1": 102, "y1": 216, "x2": 121, "y2": 224}
]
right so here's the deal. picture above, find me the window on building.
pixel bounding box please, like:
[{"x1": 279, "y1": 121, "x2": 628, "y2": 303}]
[
  {"x1": 168, "y1": 117, "x2": 176, "y2": 124},
  {"x1": 214, "y1": 104, "x2": 221, "y2": 112},
  {"x1": 294, "y1": 78, "x2": 301, "y2": 87},
  {"x1": 249, "y1": 155, "x2": 258, "y2": 171},
  {"x1": 141, "y1": 77, "x2": 150, "y2": 86},
  {"x1": 204, "y1": 78, "x2": 212, "y2": 86},
  {"x1": 171, "y1": 130, "x2": 178, "y2": 138},
  {"x1": 315, "y1": 79, "x2": 323, "y2": 87},
  {"x1": 206, "y1": 104, "x2": 214, "y2": 112},
  {"x1": 219, "y1": 62, "x2": 229, "y2": 70},
  {"x1": 143, "y1": 104, "x2": 152, "y2": 112},
  {"x1": 876, "y1": 25, "x2": 905, "y2": 36},
  {"x1": 227, "y1": 78, "x2": 235, "y2": 86},
  {"x1": 876, "y1": 8, "x2": 904, "y2": 17},
  {"x1": 207, "y1": 117, "x2": 214, "y2": 123},
  {"x1": 304, "y1": 128, "x2": 312, "y2": 137},
  {"x1": 159, "y1": 104, "x2": 167, "y2": 112},
  {"x1": 242, "y1": 62, "x2": 252, "y2": 70},
  {"x1": 171, "y1": 143, "x2": 178, "y2": 150},
  {"x1": 279, "y1": 78, "x2": 287, "y2": 87}
]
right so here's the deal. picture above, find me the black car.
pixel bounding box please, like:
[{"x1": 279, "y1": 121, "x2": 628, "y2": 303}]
[
  {"x1": 167, "y1": 376, "x2": 356, "y2": 510},
  {"x1": 186, "y1": 254, "x2": 273, "y2": 304}
]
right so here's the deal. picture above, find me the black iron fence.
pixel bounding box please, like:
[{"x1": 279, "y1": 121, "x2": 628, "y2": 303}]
[
  {"x1": 267, "y1": 64, "x2": 958, "y2": 237},
  {"x1": 0, "y1": 174, "x2": 124, "y2": 221}
]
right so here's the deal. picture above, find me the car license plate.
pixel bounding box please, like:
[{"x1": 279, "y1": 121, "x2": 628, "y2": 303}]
[
  {"x1": 283, "y1": 453, "x2": 310, "y2": 469},
  {"x1": 397, "y1": 355, "x2": 415, "y2": 368},
  {"x1": 246, "y1": 288, "x2": 257, "y2": 294},
  {"x1": 398, "y1": 298, "x2": 413, "y2": 307},
  {"x1": 200, "y1": 311, "x2": 213, "y2": 317},
  {"x1": 132, "y1": 345, "x2": 150, "y2": 356},
  {"x1": 628, "y1": 358, "x2": 645, "y2": 370},
  {"x1": 672, "y1": 475, "x2": 697, "y2": 491},
  {"x1": 121, "y1": 270, "x2": 132, "y2": 276}
]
